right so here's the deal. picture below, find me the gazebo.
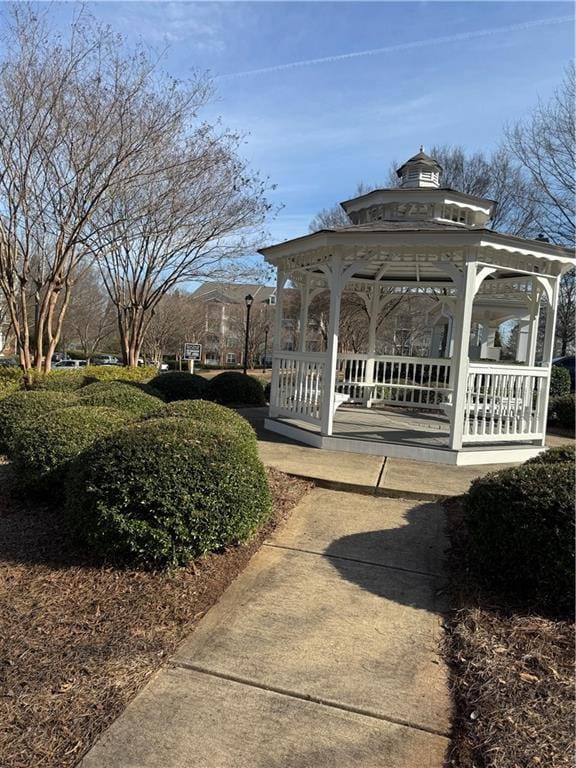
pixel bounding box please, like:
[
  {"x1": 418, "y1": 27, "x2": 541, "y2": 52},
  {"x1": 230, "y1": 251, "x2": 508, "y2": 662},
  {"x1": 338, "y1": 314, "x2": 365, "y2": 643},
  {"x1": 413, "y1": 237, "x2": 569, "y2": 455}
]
[{"x1": 259, "y1": 150, "x2": 574, "y2": 465}]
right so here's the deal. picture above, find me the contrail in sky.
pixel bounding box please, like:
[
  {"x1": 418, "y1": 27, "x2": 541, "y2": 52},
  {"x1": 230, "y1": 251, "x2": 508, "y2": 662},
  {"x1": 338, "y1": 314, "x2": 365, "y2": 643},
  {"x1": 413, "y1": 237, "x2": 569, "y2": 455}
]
[{"x1": 217, "y1": 15, "x2": 574, "y2": 80}]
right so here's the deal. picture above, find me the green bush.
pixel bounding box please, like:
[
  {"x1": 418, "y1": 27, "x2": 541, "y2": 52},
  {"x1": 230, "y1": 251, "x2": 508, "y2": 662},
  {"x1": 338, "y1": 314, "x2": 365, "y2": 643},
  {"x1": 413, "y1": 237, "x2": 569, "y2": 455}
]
[
  {"x1": 28, "y1": 365, "x2": 157, "y2": 392},
  {"x1": 550, "y1": 365, "x2": 572, "y2": 397},
  {"x1": 206, "y1": 372, "x2": 266, "y2": 406},
  {"x1": 144, "y1": 399, "x2": 257, "y2": 446},
  {"x1": 464, "y1": 463, "x2": 575, "y2": 615},
  {"x1": 12, "y1": 405, "x2": 129, "y2": 492},
  {"x1": 0, "y1": 367, "x2": 24, "y2": 399},
  {"x1": 525, "y1": 445, "x2": 574, "y2": 466},
  {"x1": 77, "y1": 381, "x2": 162, "y2": 417},
  {"x1": 0, "y1": 390, "x2": 77, "y2": 455},
  {"x1": 66, "y1": 417, "x2": 271, "y2": 568},
  {"x1": 548, "y1": 394, "x2": 575, "y2": 430},
  {"x1": 147, "y1": 371, "x2": 207, "y2": 402}
]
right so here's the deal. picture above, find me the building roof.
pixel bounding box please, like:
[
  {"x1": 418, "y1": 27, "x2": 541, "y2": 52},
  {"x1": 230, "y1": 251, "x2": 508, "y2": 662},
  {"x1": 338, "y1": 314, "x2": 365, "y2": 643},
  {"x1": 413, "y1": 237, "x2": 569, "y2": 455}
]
[{"x1": 191, "y1": 282, "x2": 275, "y2": 304}]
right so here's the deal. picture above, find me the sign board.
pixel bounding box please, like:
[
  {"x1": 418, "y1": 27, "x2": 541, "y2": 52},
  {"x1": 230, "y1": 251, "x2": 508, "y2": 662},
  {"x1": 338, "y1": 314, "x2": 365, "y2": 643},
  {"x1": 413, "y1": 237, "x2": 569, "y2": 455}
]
[{"x1": 183, "y1": 342, "x2": 202, "y2": 361}]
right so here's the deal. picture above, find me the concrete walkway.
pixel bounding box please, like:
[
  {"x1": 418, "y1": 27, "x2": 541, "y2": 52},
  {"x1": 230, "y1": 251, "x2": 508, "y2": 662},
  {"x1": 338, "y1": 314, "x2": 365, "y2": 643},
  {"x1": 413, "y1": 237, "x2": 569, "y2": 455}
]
[{"x1": 81, "y1": 488, "x2": 451, "y2": 768}]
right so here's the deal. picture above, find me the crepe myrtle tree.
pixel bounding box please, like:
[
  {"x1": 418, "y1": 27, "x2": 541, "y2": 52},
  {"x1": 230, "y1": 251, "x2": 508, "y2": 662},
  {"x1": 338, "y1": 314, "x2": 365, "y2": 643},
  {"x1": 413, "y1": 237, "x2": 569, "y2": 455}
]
[
  {"x1": 0, "y1": 5, "x2": 269, "y2": 370},
  {"x1": 91, "y1": 128, "x2": 271, "y2": 367}
]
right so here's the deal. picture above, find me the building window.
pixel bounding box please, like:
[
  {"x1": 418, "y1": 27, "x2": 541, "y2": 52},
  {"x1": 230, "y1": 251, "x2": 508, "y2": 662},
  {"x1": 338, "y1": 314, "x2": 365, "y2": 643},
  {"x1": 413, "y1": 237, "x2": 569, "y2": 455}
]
[
  {"x1": 441, "y1": 205, "x2": 470, "y2": 225},
  {"x1": 226, "y1": 352, "x2": 236, "y2": 364}
]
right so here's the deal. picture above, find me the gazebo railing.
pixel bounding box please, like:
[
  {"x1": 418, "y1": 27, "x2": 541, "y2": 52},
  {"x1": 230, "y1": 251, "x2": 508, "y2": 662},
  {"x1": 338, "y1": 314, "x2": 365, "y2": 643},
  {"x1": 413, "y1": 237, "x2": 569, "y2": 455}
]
[
  {"x1": 336, "y1": 353, "x2": 452, "y2": 410},
  {"x1": 270, "y1": 351, "x2": 326, "y2": 424},
  {"x1": 462, "y1": 363, "x2": 549, "y2": 442}
]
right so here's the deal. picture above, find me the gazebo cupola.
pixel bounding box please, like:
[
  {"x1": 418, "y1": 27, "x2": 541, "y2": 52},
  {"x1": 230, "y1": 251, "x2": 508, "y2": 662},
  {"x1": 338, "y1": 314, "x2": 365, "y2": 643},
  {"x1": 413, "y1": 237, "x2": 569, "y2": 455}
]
[
  {"x1": 396, "y1": 147, "x2": 442, "y2": 188},
  {"x1": 341, "y1": 149, "x2": 496, "y2": 228}
]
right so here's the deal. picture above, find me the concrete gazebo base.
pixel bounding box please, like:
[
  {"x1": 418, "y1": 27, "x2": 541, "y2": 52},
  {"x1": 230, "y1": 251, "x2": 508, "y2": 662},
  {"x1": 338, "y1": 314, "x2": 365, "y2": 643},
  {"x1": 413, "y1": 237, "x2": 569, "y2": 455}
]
[{"x1": 264, "y1": 406, "x2": 544, "y2": 465}]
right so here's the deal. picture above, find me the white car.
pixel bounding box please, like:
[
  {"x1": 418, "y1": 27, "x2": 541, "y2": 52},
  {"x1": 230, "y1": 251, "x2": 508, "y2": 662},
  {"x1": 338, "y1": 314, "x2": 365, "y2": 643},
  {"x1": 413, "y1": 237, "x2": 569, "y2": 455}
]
[{"x1": 53, "y1": 359, "x2": 87, "y2": 369}]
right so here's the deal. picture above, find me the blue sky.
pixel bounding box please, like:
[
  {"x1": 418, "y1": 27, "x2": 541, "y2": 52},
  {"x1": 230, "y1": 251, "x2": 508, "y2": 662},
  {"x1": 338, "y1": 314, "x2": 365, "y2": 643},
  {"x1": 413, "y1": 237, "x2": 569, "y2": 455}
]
[{"x1": 39, "y1": 2, "x2": 575, "y2": 244}]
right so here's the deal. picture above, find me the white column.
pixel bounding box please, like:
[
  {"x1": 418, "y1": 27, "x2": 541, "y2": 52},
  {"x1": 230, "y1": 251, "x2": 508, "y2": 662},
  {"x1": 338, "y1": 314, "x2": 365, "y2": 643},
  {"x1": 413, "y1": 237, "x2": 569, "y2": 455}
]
[
  {"x1": 269, "y1": 269, "x2": 285, "y2": 415},
  {"x1": 539, "y1": 275, "x2": 561, "y2": 445},
  {"x1": 320, "y1": 258, "x2": 343, "y2": 436},
  {"x1": 515, "y1": 316, "x2": 530, "y2": 363},
  {"x1": 298, "y1": 275, "x2": 310, "y2": 353},
  {"x1": 449, "y1": 258, "x2": 477, "y2": 450},
  {"x1": 527, "y1": 289, "x2": 541, "y2": 366},
  {"x1": 364, "y1": 284, "x2": 381, "y2": 408}
]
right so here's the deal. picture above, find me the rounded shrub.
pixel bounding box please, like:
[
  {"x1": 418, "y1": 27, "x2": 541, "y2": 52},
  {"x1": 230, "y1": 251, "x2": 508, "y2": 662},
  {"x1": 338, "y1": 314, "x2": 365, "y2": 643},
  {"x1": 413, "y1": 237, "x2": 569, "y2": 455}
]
[
  {"x1": 144, "y1": 399, "x2": 257, "y2": 446},
  {"x1": 0, "y1": 367, "x2": 24, "y2": 400},
  {"x1": 525, "y1": 445, "x2": 574, "y2": 466},
  {"x1": 76, "y1": 381, "x2": 162, "y2": 417},
  {"x1": 0, "y1": 390, "x2": 76, "y2": 455},
  {"x1": 29, "y1": 369, "x2": 92, "y2": 392},
  {"x1": 206, "y1": 372, "x2": 266, "y2": 406},
  {"x1": 464, "y1": 463, "x2": 575, "y2": 615},
  {"x1": 550, "y1": 365, "x2": 572, "y2": 397},
  {"x1": 551, "y1": 394, "x2": 575, "y2": 430},
  {"x1": 148, "y1": 371, "x2": 207, "y2": 402},
  {"x1": 66, "y1": 417, "x2": 272, "y2": 568},
  {"x1": 12, "y1": 405, "x2": 129, "y2": 492}
]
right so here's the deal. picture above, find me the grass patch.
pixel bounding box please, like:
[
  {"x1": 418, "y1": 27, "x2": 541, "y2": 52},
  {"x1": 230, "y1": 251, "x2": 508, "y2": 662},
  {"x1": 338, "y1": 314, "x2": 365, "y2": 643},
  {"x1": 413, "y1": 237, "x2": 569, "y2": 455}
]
[
  {"x1": 442, "y1": 496, "x2": 575, "y2": 768},
  {"x1": 0, "y1": 460, "x2": 311, "y2": 768}
]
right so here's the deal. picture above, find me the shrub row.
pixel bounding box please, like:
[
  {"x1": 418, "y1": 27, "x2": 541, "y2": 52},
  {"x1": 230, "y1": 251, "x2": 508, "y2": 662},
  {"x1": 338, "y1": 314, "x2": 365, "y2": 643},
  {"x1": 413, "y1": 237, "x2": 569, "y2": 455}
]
[
  {"x1": 149, "y1": 370, "x2": 266, "y2": 406},
  {"x1": 3, "y1": 383, "x2": 269, "y2": 569},
  {"x1": 464, "y1": 446, "x2": 575, "y2": 616}
]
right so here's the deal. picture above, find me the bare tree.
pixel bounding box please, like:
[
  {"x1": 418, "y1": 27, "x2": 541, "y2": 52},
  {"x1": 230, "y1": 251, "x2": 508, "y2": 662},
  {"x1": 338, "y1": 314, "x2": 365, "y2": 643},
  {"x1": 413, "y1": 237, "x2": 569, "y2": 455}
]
[
  {"x1": 141, "y1": 291, "x2": 204, "y2": 364},
  {"x1": 0, "y1": 5, "x2": 216, "y2": 370},
  {"x1": 92, "y1": 127, "x2": 270, "y2": 366},
  {"x1": 505, "y1": 66, "x2": 575, "y2": 245},
  {"x1": 60, "y1": 267, "x2": 116, "y2": 359}
]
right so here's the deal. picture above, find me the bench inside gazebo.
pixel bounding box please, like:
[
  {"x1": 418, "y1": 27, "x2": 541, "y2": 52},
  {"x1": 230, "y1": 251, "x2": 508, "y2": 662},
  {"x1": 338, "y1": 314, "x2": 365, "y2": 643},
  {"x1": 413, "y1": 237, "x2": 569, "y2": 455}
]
[{"x1": 259, "y1": 150, "x2": 573, "y2": 465}]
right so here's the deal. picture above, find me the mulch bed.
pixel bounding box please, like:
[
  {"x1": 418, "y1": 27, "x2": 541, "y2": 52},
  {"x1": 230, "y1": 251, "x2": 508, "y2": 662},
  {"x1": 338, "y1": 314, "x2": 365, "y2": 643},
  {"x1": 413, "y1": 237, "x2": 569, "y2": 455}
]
[
  {"x1": 442, "y1": 497, "x2": 575, "y2": 768},
  {"x1": 0, "y1": 461, "x2": 311, "y2": 768}
]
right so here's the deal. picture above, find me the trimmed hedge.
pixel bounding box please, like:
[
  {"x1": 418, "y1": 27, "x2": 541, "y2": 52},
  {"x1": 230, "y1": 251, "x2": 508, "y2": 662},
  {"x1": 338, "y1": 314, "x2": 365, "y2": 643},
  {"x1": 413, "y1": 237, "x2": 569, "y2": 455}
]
[
  {"x1": 0, "y1": 368, "x2": 23, "y2": 400},
  {"x1": 66, "y1": 417, "x2": 271, "y2": 568},
  {"x1": 525, "y1": 445, "x2": 574, "y2": 466},
  {"x1": 464, "y1": 463, "x2": 575, "y2": 615},
  {"x1": 147, "y1": 371, "x2": 207, "y2": 402},
  {"x1": 206, "y1": 372, "x2": 266, "y2": 406},
  {"x1": 548, "y1": 394, "x2": 575, "y2": 430},
  {"x1": 550, "y1": 365, "x2": 572, "y2": 397},
  {"x1": 0, "y1": 390, "x2": 77, "y2": 455},
  {"x1": 144, "y1": 399, "x2": 257, "y2": 447},
  {"x1": 12, "y1": 405, "x2": 129, "y2": 492},
  {"x1": 77, "y1": 381, "x2": 162, "y2": 417},
  {"x1": 28, "y1": 365, "x2": 157, "y2": 392}
]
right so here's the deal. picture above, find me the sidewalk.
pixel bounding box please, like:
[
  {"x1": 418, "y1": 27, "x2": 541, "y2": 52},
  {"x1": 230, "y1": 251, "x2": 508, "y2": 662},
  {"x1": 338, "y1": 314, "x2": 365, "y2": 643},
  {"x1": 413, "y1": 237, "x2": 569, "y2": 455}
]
[{"x1": 81, "y1": 487, "x2": 451, "y2": 768}]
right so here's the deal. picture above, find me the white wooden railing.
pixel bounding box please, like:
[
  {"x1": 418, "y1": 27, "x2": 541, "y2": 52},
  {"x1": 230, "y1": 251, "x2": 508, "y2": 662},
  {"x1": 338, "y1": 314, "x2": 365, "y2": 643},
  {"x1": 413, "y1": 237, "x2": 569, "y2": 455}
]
[
  {"x1": 336, "y1": 354, "x2": 452, "y2": 410},
  {"x1": 462, "y1": 364, "x2": 549, "y2": 443},
  {"x1": 270, "y1": 352, "x2": 326, "y2": 424}
]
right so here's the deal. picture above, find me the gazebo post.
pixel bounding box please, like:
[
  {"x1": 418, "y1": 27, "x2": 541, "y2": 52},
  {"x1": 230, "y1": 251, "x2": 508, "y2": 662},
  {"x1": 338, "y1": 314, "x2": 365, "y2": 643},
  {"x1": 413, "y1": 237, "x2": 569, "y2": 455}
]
[
  {"x1": 320, "y1": 257, "x2": 343, "y2": 436},
  {"x1": 364, "y1": 284, "x2": 381, "y2": 408},
  {"x1": 539, "y1": 275, "x2": 560, "y2": 445},
  {"x1": 527, "y1": 285, "x2": 541, "y2": 366},
  {"x1": 448, "y1": 257, "x2": 477, "y2": 450},
  {"x1": 298, "y1": 274, "x2": 310, "y2": 353},
  {"x1": 269, "y1": 268, "x2": 286, "y2": 415}
]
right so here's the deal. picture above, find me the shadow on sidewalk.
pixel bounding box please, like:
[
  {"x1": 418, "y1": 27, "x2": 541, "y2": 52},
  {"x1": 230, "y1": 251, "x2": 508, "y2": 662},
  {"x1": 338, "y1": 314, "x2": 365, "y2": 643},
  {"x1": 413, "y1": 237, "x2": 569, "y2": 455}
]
[{"x1": 325, "y1": 501, "x2": 449, "y2": 613}]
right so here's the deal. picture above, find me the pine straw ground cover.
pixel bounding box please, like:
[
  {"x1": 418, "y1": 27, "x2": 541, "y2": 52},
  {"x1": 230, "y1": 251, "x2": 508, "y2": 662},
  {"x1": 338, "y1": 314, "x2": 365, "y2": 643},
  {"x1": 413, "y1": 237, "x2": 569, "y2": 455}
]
[
  {"x1": 0, "y1": 460, "x2": 311, "y2": 768},
  {"x1": 443, "y1": 497, "x2": 575, "y2": 768}
]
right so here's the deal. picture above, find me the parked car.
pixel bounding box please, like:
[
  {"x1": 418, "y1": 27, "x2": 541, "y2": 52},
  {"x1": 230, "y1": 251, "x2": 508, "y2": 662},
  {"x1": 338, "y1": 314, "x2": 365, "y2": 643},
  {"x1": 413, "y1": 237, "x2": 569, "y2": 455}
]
[
  {"x1": 0, "y1": 357, "x2": 18, "y2": 367},
  {"x1": 53, "y1": 359, "x2": 88, "y2": 369},
  {"x1": 92, "y1": 355, "x2": 120, "y2": 366},
  {"x1": 553, "y1": 356, "x2": 575, "y2": 389}
]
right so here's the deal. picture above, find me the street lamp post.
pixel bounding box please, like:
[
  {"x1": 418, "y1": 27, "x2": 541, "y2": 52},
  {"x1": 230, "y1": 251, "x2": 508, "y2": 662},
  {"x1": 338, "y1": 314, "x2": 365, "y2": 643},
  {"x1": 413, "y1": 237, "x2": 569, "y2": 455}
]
[
  {"x1": 263, "y1": 324, "x2": 270, "y2": 373},
  {"x1": 243, "y1": 294, "x2": 254, "y2": 375}
]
